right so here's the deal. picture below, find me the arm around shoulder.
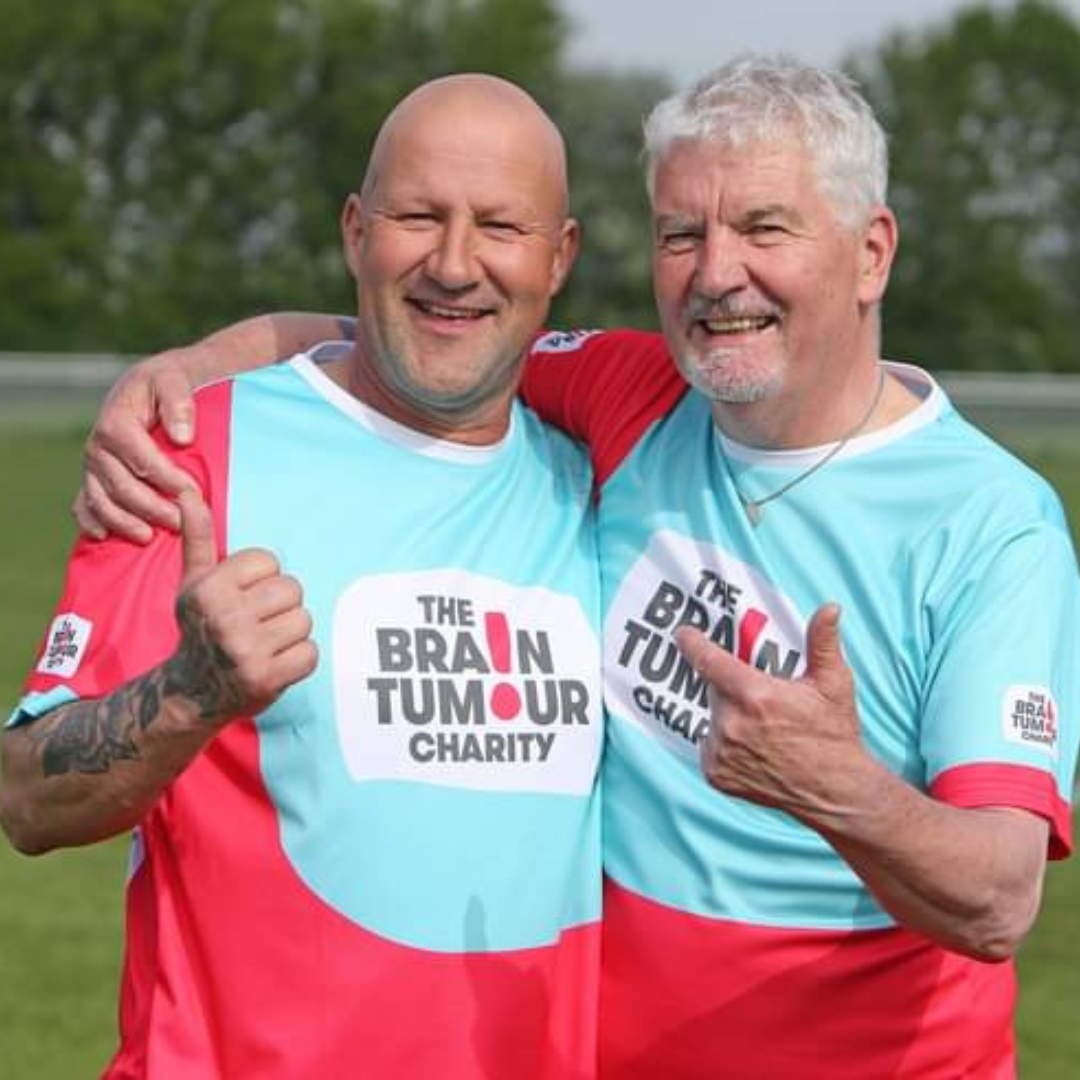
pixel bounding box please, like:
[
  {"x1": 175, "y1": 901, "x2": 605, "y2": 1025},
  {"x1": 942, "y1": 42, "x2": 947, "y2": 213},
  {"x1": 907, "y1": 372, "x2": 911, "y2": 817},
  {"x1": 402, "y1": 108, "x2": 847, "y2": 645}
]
[{"x1": 77, "y1": 311, "x2": 352, "y2": 542}]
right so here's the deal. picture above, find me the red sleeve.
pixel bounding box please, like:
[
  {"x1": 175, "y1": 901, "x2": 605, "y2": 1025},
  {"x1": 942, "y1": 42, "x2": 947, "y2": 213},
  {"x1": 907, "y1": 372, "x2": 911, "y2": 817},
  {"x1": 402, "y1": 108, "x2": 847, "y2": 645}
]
[
  {"x1": 521, "y1": 329, "x2": 689, "y2": 487},
  {"x1": 19, "y1": 381, "x2": 233, "y2": 708},
  {"x1": 931, "y1": 763, "x2": 1073, "y2": 860}
]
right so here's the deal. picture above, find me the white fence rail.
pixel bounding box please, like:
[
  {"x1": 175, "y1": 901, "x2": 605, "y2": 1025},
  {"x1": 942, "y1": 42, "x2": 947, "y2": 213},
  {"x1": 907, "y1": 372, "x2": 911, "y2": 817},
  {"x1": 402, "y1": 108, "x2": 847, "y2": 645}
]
[
  {"x1": 0, "y1": 354, "x2": 131, "y2": 386},
  {"x1": 1, "y1": 353, "x2": 1079, "y2": 439}
]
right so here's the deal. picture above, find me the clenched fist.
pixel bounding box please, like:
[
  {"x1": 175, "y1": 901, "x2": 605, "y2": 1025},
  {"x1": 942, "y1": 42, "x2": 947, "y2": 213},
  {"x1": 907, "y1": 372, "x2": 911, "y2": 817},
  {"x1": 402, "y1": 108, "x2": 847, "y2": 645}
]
[{"x1": 165, "y1": 490, "x2": 318, "y2": 725}]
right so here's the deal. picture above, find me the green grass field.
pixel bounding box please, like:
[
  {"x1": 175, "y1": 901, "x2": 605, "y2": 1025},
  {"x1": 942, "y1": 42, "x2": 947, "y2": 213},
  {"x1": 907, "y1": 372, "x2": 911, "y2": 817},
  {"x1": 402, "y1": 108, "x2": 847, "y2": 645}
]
[{"x1": 0, "y1": 422, "x2": 1078, "y2": 1077}]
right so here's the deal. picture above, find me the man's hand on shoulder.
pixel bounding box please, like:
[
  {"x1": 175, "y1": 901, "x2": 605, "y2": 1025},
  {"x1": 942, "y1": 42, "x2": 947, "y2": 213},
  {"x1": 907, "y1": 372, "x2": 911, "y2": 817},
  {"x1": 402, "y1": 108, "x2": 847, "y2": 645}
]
[
  {"x1": 75, "y1": 312, "x2": 353, "y2": 545},
  {"x1": 75, "y1": 347, "x2": 203, "y2": 544}
]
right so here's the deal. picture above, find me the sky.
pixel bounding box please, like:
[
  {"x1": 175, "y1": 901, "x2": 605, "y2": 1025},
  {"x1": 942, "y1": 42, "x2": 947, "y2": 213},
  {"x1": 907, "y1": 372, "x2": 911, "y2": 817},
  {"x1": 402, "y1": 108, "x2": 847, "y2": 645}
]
[{"x1": 559, "y1": 0, "x2": 1080, "y2": 79}]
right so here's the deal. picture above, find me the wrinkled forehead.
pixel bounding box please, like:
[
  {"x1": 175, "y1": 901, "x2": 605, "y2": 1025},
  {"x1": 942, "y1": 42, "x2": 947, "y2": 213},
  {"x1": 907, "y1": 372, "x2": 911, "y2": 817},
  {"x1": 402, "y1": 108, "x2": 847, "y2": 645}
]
[{"x1": 651, "y1": 136, "x2": 823, "y2": 207}]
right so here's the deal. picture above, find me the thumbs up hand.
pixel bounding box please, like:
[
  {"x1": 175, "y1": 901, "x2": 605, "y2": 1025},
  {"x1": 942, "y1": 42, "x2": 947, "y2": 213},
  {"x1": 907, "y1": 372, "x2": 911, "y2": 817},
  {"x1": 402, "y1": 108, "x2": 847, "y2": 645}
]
[
  {"x1": 165, "y1": 490, "x2": 318, "y2": 726},
  {"x1": 675, "y1": 604, "x2": 873, "y2": 826}
]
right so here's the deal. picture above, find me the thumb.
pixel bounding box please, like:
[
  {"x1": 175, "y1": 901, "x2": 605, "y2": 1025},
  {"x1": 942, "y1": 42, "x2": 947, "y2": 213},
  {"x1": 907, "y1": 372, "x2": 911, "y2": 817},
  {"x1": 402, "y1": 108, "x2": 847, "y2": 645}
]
[
  {"x1": 803, "y1": 603, "x2": 845, "y2": 683},
  {"x1": 179, "y1": 489, "x2": 218, "y2": 584}
]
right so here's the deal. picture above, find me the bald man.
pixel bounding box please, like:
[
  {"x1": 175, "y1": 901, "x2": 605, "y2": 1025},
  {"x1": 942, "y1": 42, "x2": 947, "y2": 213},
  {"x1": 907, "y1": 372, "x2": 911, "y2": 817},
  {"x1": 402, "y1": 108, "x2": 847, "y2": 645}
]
[{"x1": 0, "y1": 76, "x2": 603, "y2": 1079}]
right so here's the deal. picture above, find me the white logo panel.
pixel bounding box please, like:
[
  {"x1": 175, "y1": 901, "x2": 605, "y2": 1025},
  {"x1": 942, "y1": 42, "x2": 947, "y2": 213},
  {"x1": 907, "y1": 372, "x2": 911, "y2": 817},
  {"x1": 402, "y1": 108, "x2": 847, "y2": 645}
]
[
  {"x1": 604, "y1": 530, "x2": 807, "y2": 763},
  {"x1": 36, "y1": 613, "x2": 94, "y2": 678},
  {"x1": 333, "y1": 571, "x2": 601, "y2": 793}
]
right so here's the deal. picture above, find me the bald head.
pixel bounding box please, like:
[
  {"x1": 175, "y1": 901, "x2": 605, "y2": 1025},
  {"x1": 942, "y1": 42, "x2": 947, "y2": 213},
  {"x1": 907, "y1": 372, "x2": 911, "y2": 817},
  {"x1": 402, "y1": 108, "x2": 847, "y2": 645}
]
[{"x1": 362, "y1": 73, "x2": 570, "y2": 219}]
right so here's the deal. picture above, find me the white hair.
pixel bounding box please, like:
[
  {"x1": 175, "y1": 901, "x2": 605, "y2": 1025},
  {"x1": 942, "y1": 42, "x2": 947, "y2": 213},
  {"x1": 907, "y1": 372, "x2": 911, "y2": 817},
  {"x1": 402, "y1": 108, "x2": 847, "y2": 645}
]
[{"x1": 643, "y1": 54, "x2": 888, "y2": 227}]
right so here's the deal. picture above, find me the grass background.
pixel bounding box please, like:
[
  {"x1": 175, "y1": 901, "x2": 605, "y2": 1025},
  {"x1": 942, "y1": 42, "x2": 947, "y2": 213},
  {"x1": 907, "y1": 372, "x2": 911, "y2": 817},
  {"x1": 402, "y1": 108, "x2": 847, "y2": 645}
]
[{"x1": 0, "y1": 420, "x2": 1078, "y2": 1078}]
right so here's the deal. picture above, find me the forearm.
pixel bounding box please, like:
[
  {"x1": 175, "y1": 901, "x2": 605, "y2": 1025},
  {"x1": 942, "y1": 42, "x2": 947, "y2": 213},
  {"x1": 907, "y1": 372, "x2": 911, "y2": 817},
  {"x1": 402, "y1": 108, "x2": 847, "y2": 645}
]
[
  {"x1": 806, "y1": 764, "x2": 1048, "y2": 960},
  {"x1": 0, "y1": 663, "x2": 218, "y2": 854},
  {"x1": 181, "y1": 312, "x2": 353, "y2": 386}
]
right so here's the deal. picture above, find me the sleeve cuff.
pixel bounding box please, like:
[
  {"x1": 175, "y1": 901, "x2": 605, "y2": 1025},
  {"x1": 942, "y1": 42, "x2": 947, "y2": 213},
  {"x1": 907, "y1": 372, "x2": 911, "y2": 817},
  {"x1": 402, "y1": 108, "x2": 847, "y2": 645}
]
[
  {"x1": 930, "y1": 762, "x2": 1073, "y2": 859},
  {"x1": 6, "y1": 686, "x2": 80, "y2": 729}
]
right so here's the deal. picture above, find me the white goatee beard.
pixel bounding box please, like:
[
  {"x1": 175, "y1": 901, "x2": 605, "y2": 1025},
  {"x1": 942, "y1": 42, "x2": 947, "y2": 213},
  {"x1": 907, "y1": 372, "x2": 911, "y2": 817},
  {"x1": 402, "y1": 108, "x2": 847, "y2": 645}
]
[{"x1": 675, "y1": 346, "x2": 783, "y2": 404}]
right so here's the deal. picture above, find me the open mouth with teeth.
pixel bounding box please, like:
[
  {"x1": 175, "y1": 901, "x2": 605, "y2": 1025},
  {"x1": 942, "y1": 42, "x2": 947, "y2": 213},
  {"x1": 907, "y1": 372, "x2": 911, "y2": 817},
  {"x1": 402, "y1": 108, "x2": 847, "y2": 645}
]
[
  {"x1": 409, "y1": 298, "x2": 495, "y2": 322},
  {"x1": 697, "y1": 314, "x2": 780, "y2": 335}
]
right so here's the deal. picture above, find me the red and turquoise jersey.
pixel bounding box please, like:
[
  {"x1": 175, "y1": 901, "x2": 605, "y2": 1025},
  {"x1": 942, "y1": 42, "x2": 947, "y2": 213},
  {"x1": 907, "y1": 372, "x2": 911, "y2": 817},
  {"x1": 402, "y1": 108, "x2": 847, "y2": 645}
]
[
  {"x1": 14, "y1": 345, "x2": 604, "y2": 1079},
  {"x1": 523, "y1": 328, "x2": 1080, "y2": 1079}
]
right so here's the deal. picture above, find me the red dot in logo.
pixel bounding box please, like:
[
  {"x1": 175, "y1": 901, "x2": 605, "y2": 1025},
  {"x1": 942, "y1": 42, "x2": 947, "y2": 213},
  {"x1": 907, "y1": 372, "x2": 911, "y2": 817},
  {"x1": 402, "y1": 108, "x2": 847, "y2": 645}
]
[{"x1": 491, "y1": 683, "x2": 521, "y2": 720}]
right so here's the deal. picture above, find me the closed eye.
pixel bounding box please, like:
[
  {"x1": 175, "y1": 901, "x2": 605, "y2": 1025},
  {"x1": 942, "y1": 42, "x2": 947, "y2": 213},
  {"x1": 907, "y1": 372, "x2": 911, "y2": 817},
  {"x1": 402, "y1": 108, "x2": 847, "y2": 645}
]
[
  {"x1": 658, "y1": 231, "x2": 701, "y2": 254},
  {"x1": 482, "y1": 219, "x2": 526, "y2": 235}
]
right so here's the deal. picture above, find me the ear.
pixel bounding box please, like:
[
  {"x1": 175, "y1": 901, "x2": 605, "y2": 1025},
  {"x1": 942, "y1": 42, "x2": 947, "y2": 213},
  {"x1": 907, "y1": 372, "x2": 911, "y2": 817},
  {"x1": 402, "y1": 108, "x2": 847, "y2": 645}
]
[
  {"x1": 546, "y1": 217, "x2": 581, "y2": 298},
  {"x1": 856, "y1": 205, "x2": 898, "y2": 307},
  {"x1": 341, "y1": 193, "x2": 365, "y2": 281}
]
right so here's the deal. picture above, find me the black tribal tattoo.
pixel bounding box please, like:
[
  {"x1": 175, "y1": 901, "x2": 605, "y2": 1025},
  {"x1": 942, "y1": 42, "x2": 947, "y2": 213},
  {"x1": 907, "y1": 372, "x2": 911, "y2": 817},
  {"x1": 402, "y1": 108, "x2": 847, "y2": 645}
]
[
  {"x1": 33, "y1": 677, "x2": 151, "y2": 777},
  {"x1": 27, "y1": 591, "x2": 246, "y2": 778},
  {"x1": 166, "y1": 591, "x2": 246, "y2": 721}
]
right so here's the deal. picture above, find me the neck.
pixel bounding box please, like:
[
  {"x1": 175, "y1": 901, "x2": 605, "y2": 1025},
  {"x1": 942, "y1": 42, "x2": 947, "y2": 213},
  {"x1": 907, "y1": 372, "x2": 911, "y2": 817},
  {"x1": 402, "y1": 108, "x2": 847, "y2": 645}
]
[
  {"x1": 323, "y1": 351, "x2": 515, "y2": 446},
  {"x1": 714, "y1": 363, "x2": 891, "y2": 528},
  {"x1": 712, "y1": 360, "x2": 916, "y2": 450}
]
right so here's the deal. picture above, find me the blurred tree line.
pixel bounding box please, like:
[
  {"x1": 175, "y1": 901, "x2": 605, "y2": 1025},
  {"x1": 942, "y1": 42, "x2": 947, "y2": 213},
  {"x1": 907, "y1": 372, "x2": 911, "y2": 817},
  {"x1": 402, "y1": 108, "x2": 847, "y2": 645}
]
[{"x1": 1, "y1": 0, "x2": 1078, "y2": 370}]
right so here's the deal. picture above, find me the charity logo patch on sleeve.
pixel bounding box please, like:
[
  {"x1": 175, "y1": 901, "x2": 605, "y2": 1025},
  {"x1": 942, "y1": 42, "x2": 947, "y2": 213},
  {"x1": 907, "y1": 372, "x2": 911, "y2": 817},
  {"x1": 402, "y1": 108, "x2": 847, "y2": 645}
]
[
  {"x1": 1001, "y1": 685, "x2": 1059, "y2": 758},
  {"x1": 36, "y1": 613, "x2": 94, "y2": 678},
  {"x1": 530, "y1": 329, "x2": 599, "y2": 355}
]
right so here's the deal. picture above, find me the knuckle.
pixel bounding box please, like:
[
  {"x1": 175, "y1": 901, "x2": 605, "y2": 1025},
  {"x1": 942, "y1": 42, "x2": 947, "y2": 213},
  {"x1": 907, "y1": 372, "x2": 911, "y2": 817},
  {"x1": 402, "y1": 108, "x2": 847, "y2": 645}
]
[
  {"x1": 700, "y1": 752, "x2": 726, "y2": 790},
  {"x1": 97, "y1": 462, "x2": 122, "y2": 499},
  {"x1": 84, "y1": 439, "x2": 105, "y2": 466},
  {"x1": 260, "y1": 550, "x2": 282, "y2": 574},
  {"x1": 84, "y1": 492, "x2": 110, "y2": 526},
  {"x1": 299, "y1": 641, "x2": 320, "y2": 674},
  {"x1": 235, "y1": 656, "x2": 271, "y2": 695},
  {"x1": 182, "y1": 581, "x2": 229, "y2": 626},
  {"x1": 243, "y1": 548, "x2": 280, "y2": 575},
  {"x1": 95, "y1": 414, "x2": 123, "y2": 445},
  {"x1": 279, "y1": 575, "x2": 303, "y2": 604},
  {"x1": 741, "y1": 683, "x2": 773, "y2": 716}
]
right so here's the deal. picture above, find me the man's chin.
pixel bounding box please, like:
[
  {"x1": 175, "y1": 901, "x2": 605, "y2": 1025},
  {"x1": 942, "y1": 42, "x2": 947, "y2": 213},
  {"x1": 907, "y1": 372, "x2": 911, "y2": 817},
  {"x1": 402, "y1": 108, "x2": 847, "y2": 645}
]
[{"x1": 676, "y1": 350, "x2": 776, "y2": 404}]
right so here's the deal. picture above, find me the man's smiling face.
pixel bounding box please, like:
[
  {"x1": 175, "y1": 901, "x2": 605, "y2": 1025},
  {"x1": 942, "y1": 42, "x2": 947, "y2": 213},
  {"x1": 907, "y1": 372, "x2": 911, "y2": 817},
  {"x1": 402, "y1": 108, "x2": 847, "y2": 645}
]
[
  {"x1": 651, "y1": 137, "x2": 874, "y2": 410},
  {"x1": 342, "y1": 81, "x2": 577, "y2": 437}
]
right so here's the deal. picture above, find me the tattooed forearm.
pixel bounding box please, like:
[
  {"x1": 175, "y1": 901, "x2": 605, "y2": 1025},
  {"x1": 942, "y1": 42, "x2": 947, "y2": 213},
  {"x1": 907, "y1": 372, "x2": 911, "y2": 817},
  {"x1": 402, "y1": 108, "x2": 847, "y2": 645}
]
[
  {"x1": 30, "y1": 672, "x2": 161, "y2": 777},
  {"x1": 28, "y1": 593, "x2": 247, "y2": 778}
]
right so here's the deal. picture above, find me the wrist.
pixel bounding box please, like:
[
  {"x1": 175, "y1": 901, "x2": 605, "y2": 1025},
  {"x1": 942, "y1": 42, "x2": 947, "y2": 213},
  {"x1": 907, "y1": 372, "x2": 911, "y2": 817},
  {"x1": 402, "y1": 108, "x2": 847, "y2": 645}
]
[
  {"x1": 797, "y1": 752, "x2": 897, "y2": 839},
  {"x1": 160, "y1": 646, "x2": 246, "y2": 731},
  {"x1": 170, "y1": 341, "x2": 218, "y2": 389}
]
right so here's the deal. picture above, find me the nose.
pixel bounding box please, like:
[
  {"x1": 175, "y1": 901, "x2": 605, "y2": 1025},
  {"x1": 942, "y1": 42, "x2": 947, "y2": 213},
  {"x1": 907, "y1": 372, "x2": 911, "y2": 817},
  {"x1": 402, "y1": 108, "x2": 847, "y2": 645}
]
[
  {"x1": 694, "y1": 227, "x2": 750, "y2": 299},
  {"x1": 426, "y1": 218, "x2": 480, "y2": 292}
]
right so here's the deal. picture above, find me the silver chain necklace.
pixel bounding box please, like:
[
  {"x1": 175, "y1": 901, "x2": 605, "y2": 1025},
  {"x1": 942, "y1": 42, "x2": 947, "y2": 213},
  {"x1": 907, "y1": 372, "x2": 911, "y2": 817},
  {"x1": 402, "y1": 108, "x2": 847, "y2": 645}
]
[{"x1": 719, "y1": 366, "x2": 887, "y2": 527}]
